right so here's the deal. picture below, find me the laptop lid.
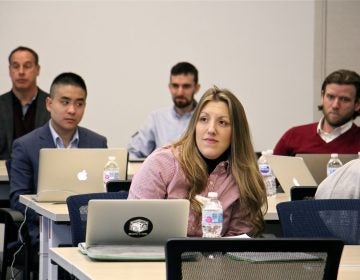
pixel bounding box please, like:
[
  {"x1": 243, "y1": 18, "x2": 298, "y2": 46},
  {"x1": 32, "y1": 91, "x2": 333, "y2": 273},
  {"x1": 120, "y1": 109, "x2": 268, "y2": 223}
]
[
  {"x1": 265, "y1": 155, "x2": 317, "y2": 194},
  {"x1": 296, "y1": 154, "x2": 358, "y2": 184},
  {"x1": 35, "y1": 148, "x2": 128, "y2": 202},
  {"x1": 85, "y1": 199, "x2": 189, "y2": 247}
]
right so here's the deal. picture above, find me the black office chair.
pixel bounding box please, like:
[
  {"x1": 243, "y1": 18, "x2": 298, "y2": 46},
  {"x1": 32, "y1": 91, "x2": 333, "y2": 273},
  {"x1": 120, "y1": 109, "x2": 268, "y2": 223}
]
[
  {"x1": 106, "y1": 180, "x2": 131, "y2": 193},
  {"x1": 277, "y1": 199, "x2": 360, "y2": 244},
  {"x1": 0, "y1": 160, "x2": 36, "y2": 280},
  {"x1": 66, "y1": 192, "x2": 128, "y2": 246},
  {"x1": 165, "y1": 238, "x2": 344, "y2": 280},
  {"x1": 290, "y1": 186, "x2": 317, "y2": 200}
]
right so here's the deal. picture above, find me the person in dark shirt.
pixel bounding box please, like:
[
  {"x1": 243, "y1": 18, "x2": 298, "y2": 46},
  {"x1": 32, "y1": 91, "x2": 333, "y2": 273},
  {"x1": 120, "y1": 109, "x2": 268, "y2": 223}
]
[{"x1": 0, "y1": 46, "x2": 50, "y2": 160}]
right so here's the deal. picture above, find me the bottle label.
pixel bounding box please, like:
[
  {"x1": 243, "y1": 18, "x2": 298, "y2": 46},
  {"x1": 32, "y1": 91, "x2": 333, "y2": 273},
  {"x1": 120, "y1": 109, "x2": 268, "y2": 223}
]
[
  {"x1": 103, "y1": 170, "x2": 120, "y2": 183},
  {"x1": 327, "y1": 167, "x2": 337, "y2": 177},
  {"x1": 259, "y1": 164, "x2": 271, "y2": 176},
  {"x1": 202, "y1": 210, "x2": 223, "y2": 224}
]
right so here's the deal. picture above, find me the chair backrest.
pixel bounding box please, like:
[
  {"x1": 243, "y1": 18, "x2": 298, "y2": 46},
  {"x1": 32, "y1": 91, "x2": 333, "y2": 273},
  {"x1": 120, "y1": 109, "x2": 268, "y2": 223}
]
[
  {"x1": 290, "y1": 186, "x2": 317, "y2": 201},
  {"x1": 277, "y1": 199, "x2": 360, "y2": 244},
  {"x1": 106, "y1": 180, "x2": 131, "y2": 192},
  {"x1": 165, "y1": 238, "x2": 344, "y2": 280},
  {"x1": 66, "y1": 192, "x2": 128, "y2": 246}
]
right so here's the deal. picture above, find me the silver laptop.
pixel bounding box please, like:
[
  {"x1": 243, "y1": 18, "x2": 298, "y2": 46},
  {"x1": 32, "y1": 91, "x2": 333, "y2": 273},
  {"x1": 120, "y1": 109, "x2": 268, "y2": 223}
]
[
  {"x1": 265, "y1": 155, "x2": 317, "y2": 194},
  {"x1": 296, "y1": 154, "x2": 358, "y2": 184},
  {"x1": 79, "y1": 199, "x2": 189, "y2": 260},
  {"x1": 35, "y1": 148, "x2": 128, "y2": 202}
]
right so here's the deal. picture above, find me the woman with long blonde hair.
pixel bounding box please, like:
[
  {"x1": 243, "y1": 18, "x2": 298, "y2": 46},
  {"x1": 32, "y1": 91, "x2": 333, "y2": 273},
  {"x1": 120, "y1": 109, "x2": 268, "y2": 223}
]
[{"x1": 129, "y1": 86, "x2": 267, "y2": 236}]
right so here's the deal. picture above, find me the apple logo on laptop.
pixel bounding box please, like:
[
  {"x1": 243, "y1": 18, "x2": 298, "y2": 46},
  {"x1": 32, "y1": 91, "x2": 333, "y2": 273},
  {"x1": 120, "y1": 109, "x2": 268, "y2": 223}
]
[{"x1": 77, "y1": 170, "x2": 88, "y2": 181}]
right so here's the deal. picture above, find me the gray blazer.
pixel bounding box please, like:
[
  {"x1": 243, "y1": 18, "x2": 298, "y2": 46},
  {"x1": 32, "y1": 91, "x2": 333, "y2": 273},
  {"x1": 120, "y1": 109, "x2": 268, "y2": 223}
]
[{"x1": 0, "y1": 88, "x2": 50, "y2": 159}]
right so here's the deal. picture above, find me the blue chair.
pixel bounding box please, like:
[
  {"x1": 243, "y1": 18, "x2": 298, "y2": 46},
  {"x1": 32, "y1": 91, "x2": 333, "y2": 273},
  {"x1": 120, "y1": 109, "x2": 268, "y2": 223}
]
[
  {"x1": 277, "y1": 199, "x2": 360, "y2": 244},
  {"x1": 166, "y1": 238, "x2": 344, "y2": 280},
  {"x1": 66, "y1": 192, "x2": 128, "y2": 246}
]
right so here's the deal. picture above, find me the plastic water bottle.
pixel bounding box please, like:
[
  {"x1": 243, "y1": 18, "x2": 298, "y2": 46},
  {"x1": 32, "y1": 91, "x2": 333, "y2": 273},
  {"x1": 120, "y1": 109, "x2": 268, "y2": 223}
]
[
  {"x1": 258, "y1": 150, "x2": 277, "y2": 196},
  {"x1": 103, "y1": 156, "x2": 120, "y2": 189},
  {"x1": 202, "y1": 192, "x2": 223, "y2": 238},
  {"x1": 326, "y1": 153, "x2": 343, "y2": 176}
]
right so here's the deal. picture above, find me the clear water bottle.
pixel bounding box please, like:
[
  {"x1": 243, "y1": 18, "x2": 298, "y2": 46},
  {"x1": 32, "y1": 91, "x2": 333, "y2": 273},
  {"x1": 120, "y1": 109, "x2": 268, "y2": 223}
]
[
  {"x1": 202, "y1": 192, "x2": 223, "y2": 238},
  {"x1": 258, "y1": 150, "x2": 277, "y2": 196},
  {"x1": 326, "y1": 153, "x2": 343, "y2": 176},
  {"x1": 103, "y1": 156, "x2": 120, "y2": 189}
]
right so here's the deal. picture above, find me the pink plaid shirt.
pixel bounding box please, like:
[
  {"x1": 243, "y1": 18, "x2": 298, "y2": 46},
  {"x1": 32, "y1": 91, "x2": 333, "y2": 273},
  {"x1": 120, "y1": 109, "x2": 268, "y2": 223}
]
[{"x1": 128, "y1": 147, "x2": 253, "y2": 237}]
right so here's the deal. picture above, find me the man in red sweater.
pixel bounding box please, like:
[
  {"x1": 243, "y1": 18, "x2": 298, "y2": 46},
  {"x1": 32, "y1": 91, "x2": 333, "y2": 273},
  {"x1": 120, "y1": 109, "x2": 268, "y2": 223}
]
[{"x1": 274, "y1": 69, "x2": 360, "y2": 156}]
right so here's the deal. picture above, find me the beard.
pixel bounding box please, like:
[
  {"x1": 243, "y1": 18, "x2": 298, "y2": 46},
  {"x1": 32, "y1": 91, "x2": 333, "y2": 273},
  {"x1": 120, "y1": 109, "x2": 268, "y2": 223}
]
[
  {"x1": 323, "y1": 109, "x2": 354, "y2": 127},
  {"x1": 173, "y1": 97, "x2": 193, "y2": 109}
]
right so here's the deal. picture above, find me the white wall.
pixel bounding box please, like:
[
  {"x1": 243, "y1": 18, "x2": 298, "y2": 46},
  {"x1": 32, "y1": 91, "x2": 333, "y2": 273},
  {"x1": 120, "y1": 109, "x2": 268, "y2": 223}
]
[{"x1": 0, "y1": 1, "x2": 316, "y2": 151}]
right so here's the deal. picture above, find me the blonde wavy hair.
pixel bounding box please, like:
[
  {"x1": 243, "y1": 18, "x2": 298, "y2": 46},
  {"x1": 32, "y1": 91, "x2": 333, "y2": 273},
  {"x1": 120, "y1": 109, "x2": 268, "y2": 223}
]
[{"x1": 173, "y1": 86, "x2": 268, "y2": 235}]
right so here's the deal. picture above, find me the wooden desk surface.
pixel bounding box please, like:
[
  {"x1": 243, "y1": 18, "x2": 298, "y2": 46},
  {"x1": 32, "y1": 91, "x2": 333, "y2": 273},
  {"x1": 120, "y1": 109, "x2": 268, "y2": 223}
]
[
  {"x1": 50, "y1": 245, "x2": 360, "y2": 280},
  {"x1": 265, "y1": 193, "x2": 288, "y2": 220},
  {"x1": 127, "y1": 161, "x2": 143, "y2": 180},
  {"x1": 0, "y1": 160, "x2": 8, "y2": 181},
  {"x1": 19, "y1": 195, "x2": 70, "y2": 221},
  {"x1": 20, "y1": 192, "x2": 288, "y2": 223},
  {"x1": 50, "y1": 247, "x2": 166, "y2": 280}
]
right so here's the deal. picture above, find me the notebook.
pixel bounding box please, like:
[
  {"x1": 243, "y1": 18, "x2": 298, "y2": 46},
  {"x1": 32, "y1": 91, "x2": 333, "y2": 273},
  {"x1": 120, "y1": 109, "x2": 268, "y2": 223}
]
[
  {"x1": 296, "y1": 154, "x2": 358, "y2": 184},
  {"x1": 35, "y1": 148, "x2": 128, "y2": 202},
  {"x1": 79, "y1": 199, "x2": 189, "y2": 260},
  {"x1": 264, "y1": 155, "x2": 317, "y2": 194}
]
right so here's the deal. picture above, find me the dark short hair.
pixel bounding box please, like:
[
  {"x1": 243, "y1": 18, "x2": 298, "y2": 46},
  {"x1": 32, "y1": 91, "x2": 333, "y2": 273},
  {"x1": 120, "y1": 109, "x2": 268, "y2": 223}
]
[
  {"x1": 318, "y1": 69, "x2": 360, "y2": 118},
  {"x1": 170, "y1": 62, "x2": 199, "y2": 84},
  {"x1": 50, "y1": 72, "x2": 87, "y2": 98},
  {"x1": 9, "y1": 46, "x2": 39, "y2": 65}
]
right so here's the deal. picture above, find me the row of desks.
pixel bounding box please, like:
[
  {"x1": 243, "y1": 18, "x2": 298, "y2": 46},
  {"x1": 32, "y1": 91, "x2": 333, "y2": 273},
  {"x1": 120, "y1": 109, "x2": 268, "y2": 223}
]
[
  {"x1": 20, "y1": 193, "x2": 286, "y2": 280},
  {"x1": 49, "y1": 245, "x2": 360, "y2": 280}
]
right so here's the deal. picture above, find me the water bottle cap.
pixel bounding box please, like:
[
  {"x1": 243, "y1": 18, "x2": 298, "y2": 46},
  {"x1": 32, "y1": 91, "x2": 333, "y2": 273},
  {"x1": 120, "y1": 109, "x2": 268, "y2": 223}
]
[
  {"x1": 108, "y1": 156, "x2": 116, "y2": 161},
  {"x1": 208, "y1": 192, "x2": 218, "y2": 198},
  {"x1": 330, "y1": 153, "x2": 338, "y2": 158}
]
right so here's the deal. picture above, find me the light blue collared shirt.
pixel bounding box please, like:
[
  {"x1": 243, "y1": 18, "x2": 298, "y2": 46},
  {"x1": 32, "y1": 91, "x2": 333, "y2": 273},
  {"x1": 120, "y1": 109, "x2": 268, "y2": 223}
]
[
  {"x1": 127, "y1": 105, "x2": 195, "y2": 159},
  {"x1": 49, "y1": 121, "x2": 79, "y2": 148}
]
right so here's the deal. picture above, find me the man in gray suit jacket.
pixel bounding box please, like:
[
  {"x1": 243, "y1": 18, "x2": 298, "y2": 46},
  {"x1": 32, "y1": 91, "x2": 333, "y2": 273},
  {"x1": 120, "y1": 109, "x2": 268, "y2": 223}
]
[
  {"x1": 10, "y1": 72, "x2": 107, "y2": 248},
  {"x1": 0, "y1": 46, "x2": 50, "y2": 160}
]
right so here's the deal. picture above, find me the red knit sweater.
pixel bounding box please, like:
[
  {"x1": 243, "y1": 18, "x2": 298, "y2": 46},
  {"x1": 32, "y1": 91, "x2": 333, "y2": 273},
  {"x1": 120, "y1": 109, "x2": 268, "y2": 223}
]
[{"x1": 273, "y1": 122, "x2": 360, "y2": 156}]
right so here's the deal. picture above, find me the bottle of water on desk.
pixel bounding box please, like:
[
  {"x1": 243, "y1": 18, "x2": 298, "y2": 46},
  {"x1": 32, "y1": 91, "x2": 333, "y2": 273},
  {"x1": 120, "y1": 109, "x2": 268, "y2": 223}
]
[
  {"x1": 103, "y1": 156, "x2": 120, "y2": 190},
  {"x1": 202, "y1": 192, "x2": 223, "y2": 238},
  {"x1": 258, "y1": 150, "x2": 277, "y2": 196},
  {"x1": 326, "y1": 153, "x2": 343, "y2": 176}
]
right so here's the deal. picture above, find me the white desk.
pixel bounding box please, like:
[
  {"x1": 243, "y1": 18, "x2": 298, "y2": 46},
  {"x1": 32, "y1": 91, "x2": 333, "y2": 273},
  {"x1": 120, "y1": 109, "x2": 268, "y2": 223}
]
[
  {"x1": 50, "y1": 247, "x2": 166, "y2": 280},
  {"x1": 49, "y1": 246, "x2": 360, "y2": 280},
  {"x1": 19, "y1": 193, "x2": 287, "y2": 280},
  {"x1": 0, "y1": 160, "x2": 9, "y2": 181},
  {"x1": 265, "y1": 193, "x2": 288, "y2": 220}
]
